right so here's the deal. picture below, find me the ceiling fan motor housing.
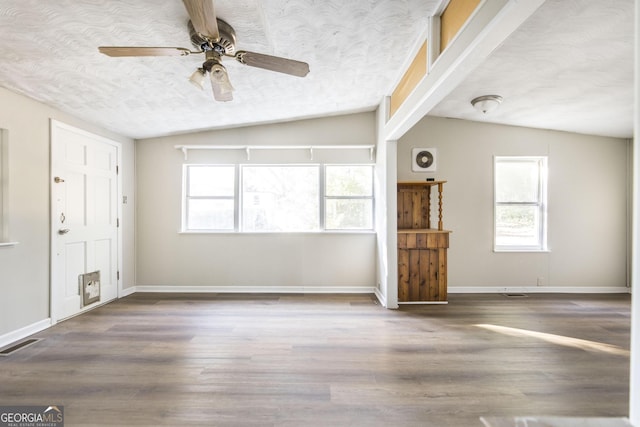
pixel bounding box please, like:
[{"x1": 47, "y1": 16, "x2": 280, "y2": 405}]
[{"x1": 189, "y1": 19, "x2": 236, "y2": 55}]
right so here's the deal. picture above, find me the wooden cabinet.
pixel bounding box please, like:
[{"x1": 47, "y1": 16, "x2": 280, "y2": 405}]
[{"x1": 397, "y1": 182, "x2": 451, "y2": 303}]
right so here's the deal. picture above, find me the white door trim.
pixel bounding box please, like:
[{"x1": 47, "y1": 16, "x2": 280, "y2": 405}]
[{"x1": 50, "y1": 119, "x2": 123, "y2": 324}]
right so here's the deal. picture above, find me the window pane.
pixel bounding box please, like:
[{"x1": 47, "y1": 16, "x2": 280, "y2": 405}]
[
  {"x1": 495, "y1": 161, "x2": 539, "y2": 203},
  {"x1": 325, "y1": 166, "x2": 373, "y2": 196},
  {"x1": 242, "y1": 166, "x2": 319, "y2": 231},
  {"x1": 495, "y1": 205, "x2": 540, "y2": 247},
  {"x1": 326, "y1": 199, "x2": 373, "y2": 230},
  {"x1": 187, "y1": 199, "x2": 234, "y2": 230},
  {"x1": 188, "y1": 166, "x2": 234, "y2": 197}
]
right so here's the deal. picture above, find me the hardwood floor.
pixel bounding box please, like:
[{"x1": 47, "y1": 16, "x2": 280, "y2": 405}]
[{"x1": 0, "y1": 293, "x2": 631, "y2": 426}]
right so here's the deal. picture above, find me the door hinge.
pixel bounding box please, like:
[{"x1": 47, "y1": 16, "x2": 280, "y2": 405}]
[
  {"x1": 116, "y1": 165, "x2": 119, "y2": 175},
  {"x1": 117, "y1": 271, "x2": 120, "y2": 281},
  {"x1": 117, "y1": 218, "x2": 120, "y2": 228}
]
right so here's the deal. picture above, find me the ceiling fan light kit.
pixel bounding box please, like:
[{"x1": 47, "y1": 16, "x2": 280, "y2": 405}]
[
  {"x1": 209, "y1": 62, "x2": 234, "y2": 102},
  {"x1": 471, "y1": 95, "x2": 503, "y2": 114},
  {"x1": 98, "y1": 0, "x2": 310, "y2": 102},
  {"x1": 188, "y1": 68, "x2": 207, "y2": 90}
]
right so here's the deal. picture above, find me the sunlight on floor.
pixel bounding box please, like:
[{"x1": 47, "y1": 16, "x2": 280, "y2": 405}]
[
  {"x1": 480, "y1": 415, "x2": 633, "y2": 427},
  {"x1": 475, "y1": 324, "x2": 630, "y2": 357}
]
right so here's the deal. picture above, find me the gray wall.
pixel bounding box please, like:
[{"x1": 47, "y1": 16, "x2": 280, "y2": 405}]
[
  {"x1": 0, "y1": 87, "x2": 135, "y2": 338},
  {"x1": 398, "y1": 116, "x2": 630, "y2": 290},
  {"x1": 135, "y1": 113, "x2": 377, "y2": 291},
  {"x1": 0, "y1": 84, "x2": 629, "y2": 341}
]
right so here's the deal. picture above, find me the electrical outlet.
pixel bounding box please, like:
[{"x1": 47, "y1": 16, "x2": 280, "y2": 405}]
[{"x1": 537, "y1": 277, "x2": 544, "y2": 287}]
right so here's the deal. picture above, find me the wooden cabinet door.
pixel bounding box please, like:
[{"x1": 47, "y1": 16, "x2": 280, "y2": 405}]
[{"x1": 398, "y1": 248, "x2": 447, "y2": 302}]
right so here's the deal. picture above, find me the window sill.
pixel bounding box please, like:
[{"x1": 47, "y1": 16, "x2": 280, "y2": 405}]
[
  {"x1": 0, "y1": 241, "x2": 19, "y2": 247},
  {"x1": 494, "y1": 248, "x2": 550, "y2": 253},
  {"x1": 179, "y1": 230, "x2": 376, "y2": 236}
]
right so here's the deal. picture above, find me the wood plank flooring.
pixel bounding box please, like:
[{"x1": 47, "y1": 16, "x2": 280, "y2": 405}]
[{"x1": 0, "y1": 293, "x2": 631, "y2": 426}]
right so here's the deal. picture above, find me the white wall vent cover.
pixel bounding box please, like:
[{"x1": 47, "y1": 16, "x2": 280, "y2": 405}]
[{"x1": 412, "y1": 148, "x2": 437, "y2": 172}]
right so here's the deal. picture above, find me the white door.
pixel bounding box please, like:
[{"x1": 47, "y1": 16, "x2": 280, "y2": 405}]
[{"x1": 51, "y1": 121, "x2": 120, "y2": 322}]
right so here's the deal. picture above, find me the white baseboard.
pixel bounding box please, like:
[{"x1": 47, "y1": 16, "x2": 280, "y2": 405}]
[
  {"x1": 120, "y1": 286, "x2": 136, "y2": 297},
  {"x1": 0, "y1": 318, "x2": 51, "y2": 349},
  {"x1": 130, "y1": 285, "x2": 377, "y2": 294},
  {"x1": 374, "y1": 288, "x2": 388, "y2": 307},
  {"x1": 449, "y1": 286, "x2": 631, "y2": 294}
]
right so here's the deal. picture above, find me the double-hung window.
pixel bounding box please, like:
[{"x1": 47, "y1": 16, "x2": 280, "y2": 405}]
[
  {"x1": 494, "y1": 156, "x2": 548, "y2": 251},
  {"x1": 183, "y1": 165, "x2": 235, "y2": 231},
  {"x1": 324, "y1": 165, "x2": 373, "y2": 230}
]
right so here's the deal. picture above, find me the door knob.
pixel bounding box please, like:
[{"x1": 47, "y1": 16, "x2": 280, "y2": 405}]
[{"x1": 58, "y1": 229, "x2": 70, "y2": 235}]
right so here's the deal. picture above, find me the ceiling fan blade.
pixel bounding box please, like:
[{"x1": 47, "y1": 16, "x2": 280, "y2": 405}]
[
  {"x1": 182, "y1": 0, "x2": 219, "y2": 40},
  {"x1": 99, "y1": 47, "x2": 193, "y2": 57},
  {"x1": 209, "y1": 63, "x2": 234, "y2": 102},
  {"x1": 234, "y1": 51, "x2": 310, "y2": 77}
]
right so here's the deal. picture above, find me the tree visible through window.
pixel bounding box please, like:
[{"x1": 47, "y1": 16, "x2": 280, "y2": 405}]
[
  {"x1": 325, "y1": 165, "x2": 373, "y2": 230},
  {"x1": 184, "y1": 165, "x2": 235, "y2": 231},
  {"x1": 183, "y1": 164, "x2": 374, "y2": 232},
  {"x1": 494, "y1": 156, "x2": 547, "y2": 251},
  {"x1": 242, "y1": 166, "x2": 319, "y2": 232}
]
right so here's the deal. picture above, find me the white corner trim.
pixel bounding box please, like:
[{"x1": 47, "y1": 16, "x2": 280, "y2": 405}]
[
  {"x1": 374, "y1": 288, "x2": 390, "y2": 308},
  {"x1": 0, "y1": 318, "x2": 51, "y2": 349},
  {"x1": 448, "y1": 286, "x2": 631, "y2": 294},
  {"x1": 130, "y1": 285, "x2": 377, "y2": 294},
  {"x1": 120, "y1": 286, "x2": 136, "y2": 297}
]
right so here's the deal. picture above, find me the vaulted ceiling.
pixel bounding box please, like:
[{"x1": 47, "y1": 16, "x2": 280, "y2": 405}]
[
  {"x1": 0, "y1": 0, "x2": 633, "y2": 140},
  {"x1": 429, "y1": 0, "x2": 634, "y2": 139}
]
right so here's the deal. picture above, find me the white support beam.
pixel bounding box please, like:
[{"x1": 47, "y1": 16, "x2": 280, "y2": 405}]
[
  {"x1": 374, "y1": 98, "x2": 399, "y2": 309},
  {"x1": 379, "y1": 0, "x2": 547, "y2": 306},
  {"x1": 384, "y1": 0, "x2": 546, "y2": 141}
]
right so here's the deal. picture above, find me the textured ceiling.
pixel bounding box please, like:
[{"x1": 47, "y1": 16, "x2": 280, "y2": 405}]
[
  {"x1": 0, "y1": 0, "x2": 634, "y2": 140},
  {"x1": 0, "y1": 0, "x2": 438, "y2": 139},
  {"x1": 429, "y1": 0, "x2": 634, "y2": 139}
]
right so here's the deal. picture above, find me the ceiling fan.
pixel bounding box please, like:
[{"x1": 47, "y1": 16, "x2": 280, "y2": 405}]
[{"x1": 98, "y1": 0, "x2": 310, "y2": 102}]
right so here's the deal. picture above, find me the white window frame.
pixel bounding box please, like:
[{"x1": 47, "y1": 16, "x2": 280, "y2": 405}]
[
  {"x1": 182, "y1": 164, "x2": 237, "y2": 232},
  {"x1": 494, "y1": 156, "x2": 548, "y2": 252},
  {"x1": 324, "y1": 164, "x2": 375, "y2": 231},
  {"x1": 181, "y1": 163, "x2": 375, "y2": 233},
  {"x1": 240, "y1": 164, "x2": 321, "y2": 232}
]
